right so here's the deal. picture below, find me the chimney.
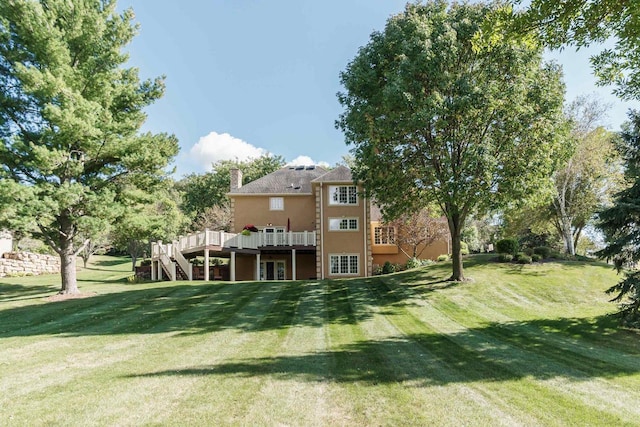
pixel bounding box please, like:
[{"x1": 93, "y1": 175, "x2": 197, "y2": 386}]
[{"x1": 230, "y1": 168, "x2": 243, "y2": 191}]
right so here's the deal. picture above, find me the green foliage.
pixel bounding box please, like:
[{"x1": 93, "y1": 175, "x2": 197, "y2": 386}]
[
  {"x1": 516, "y1": 253, "x2": 533, "y2": 264},
  {"x1": 598, "y1": 111, "x2": 640, "y2": 325},
  {"x1": 496, "y1": 238, "x2": 519, "y2": 255},
  {"x1": 437, "y1": 254, "x2": 450, "y2": 262},
  {"x1": 496, "y1": 253, "x2": 514, "y2": 263},
  {"x1": 460, "y1": 241, "x2": 469, "y2": 256},
  {"x1": 504, "y1": 1, "x2": 640, "y2": 100},
  {"x1": 533, "y1": 246, "x2": 552, "y2": 258},
  {"x1": 382, "y1": 261, "x2": 396, "y2": 275},
  {"x1": 531, "y1": 254, "x2": 542, "y2": 263},
  {"x1": 337, "y1": 1, "x2": 567, "y2": 281},
  {"x1": 406, "y1": 257, "x2": 422, "y2": 269},
  {"x1": 0, "y1": 0, "x2": 179, "y2": 293}
]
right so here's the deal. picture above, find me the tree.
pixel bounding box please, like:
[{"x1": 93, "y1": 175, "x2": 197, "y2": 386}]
[
  {"x1": 503, "y1": 1, "x2": 640, "y2": 100},
  {"x1": 551, "y1": 96, "x2": 621, "y2": 255},
  {"x1": 192, "y1": 205, "x2": 232, "y2": 232},
  {"x1": 337, "y1": 1, "x2": 567, "y2": 281},
  {"x1": 0, "y1": 1, "x2": 179, "y2": 293},
  {"x1": 385, "y1": 209, "x2": 449, "y2": 259},
  {"x1": 112, "y1": 185, "x2": 187, "y2": 271},
  {"x1": 598, "y1": 111, "x2": 640, "y2": 327},
  {"x1": 177, "y1": 155, "x2": 285, "y2": 226},
  {"x1": 78, "y1": 229, "x2": 111, "y2": 268}
]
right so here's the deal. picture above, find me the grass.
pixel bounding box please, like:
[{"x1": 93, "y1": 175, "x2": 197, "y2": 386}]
[{"x1": 1, "y1": 254, "x2": 639, "y2": 426}]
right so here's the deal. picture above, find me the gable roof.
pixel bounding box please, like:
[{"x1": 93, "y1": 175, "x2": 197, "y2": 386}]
[
  {"x1": 229, "y1": 165, "x2": 328, "y2": 195},
  {"x1": 311, "y1": 165, "x2": 354, "y2": 183}
]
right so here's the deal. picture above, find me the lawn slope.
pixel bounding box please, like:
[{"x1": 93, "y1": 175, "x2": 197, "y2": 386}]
[{"x1": 0, "y1": 255, "x2": 638, "y2": 426}]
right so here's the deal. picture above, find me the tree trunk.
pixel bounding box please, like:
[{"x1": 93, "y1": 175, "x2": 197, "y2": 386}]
[
  {"x1": 561, "y1": 216, "x2": 575, "y2": 256},
  {"x1": 448, "y1": 213, "x2": 465, "y2": 282},
  {"x1": 130, "y1": 254, "x2": 137, "y2": 272},
  {"x1": 59, "y1": 246, "x2": 79, "y2": 294}
]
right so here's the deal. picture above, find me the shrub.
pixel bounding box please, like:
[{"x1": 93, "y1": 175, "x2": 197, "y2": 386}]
[
  {"x1": 382, "y1": 261, "x2": 396, "y2": 274},
  {"x1": 437, "y1": 254, "x2": 450, "y2": 262},
  {"x1": 373, "y1": 264, "x2": 383, "y2": 275},
  {"x1": 496, "y1": 238, "x2": 519, "y2": 255},
  {"x1": 496, "y1": 253, "x2": 513, "y2": 262},
  {"x1": 533, "y1": 246, "x2": 551, "y2": 259},
  {"x1": 531, "y1": 254, "x2": 542, "y2": 262},
  {"x1": 140, "y1": 259, "x2": 151, "y2": 266},
  {"x1": 406, "y1": 258, "x2": 422, "y2": 269},
  {"x1": 460, "y1": 241, "x2": 469, "y2": 255},
  {"x1": 517, "y1": 254, "x2": 532, "y2": 264}
]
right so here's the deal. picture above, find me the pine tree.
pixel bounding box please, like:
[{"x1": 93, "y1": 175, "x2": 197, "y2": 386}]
[
  {"x1": 0, "y1": 0, "x2": 179, "y2": 294},
  {"x1": 598, "y1": 111, "x2": 640, "y2": 327}
]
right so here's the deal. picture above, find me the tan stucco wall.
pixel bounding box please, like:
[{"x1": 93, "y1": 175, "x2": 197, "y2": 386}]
[
  {"x1": 232, "y1": 194, "x2": 316, "y2": 233},
  {"x1": 315, "y1": 183, "x2": 370, "y2": 279}
]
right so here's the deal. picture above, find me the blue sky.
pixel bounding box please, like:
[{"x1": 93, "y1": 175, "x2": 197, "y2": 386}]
[{"x1": 118, "y1": 0, "x2": 636, "y2": 177}]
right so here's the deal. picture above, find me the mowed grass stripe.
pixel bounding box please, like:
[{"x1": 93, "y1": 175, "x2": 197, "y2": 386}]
[
  {"x1": 375, "y1": 271, "x2": 639, "y2": 425},
  {"x1": 4, "y1": 280, "x2": 292, "y2": 425}
]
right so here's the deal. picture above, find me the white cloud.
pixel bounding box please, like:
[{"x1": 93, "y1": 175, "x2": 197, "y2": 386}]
[
  {"x1": 287, "y1": 155, "x2": 330, "y2": 168},
  {"x1": 189, "y1": 131, "x2": 267, "y2": 171}
]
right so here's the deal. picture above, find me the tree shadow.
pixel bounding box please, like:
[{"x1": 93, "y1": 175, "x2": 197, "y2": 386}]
[
  {"x1": 126, "y1": 315, "x2": 639, "y2": 386},
  {"x1": 0, "y1": 282, "x2": 59, "y2": 302}
]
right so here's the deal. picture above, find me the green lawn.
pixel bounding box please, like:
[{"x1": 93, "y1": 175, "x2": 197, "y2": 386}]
[{"x1": 1, "y1": 255, "x2": 639, "y2": 426}]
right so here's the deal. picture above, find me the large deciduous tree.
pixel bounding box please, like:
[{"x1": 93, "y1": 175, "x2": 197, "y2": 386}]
[
  {"x1": 0, "y1": 0, "x2": 179, "y2": 294},
  {"x1": 598, "y1": 111, "x2": 640, "y2": 327},
  {"x1": 552, "y1": 96, "x2": 620, "y2": 255},
  {"x1": 337, "y1": 1, "x2": 567, "y2": 281}
]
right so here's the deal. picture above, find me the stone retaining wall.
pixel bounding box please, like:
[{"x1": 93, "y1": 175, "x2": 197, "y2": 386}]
[{"x1": 0, "y1": 251, "x2": 60, "y2": 277}]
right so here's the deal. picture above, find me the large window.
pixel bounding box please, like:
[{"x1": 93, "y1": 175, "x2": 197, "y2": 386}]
[
  {"x1": 270, "y1": 197, "x2": 284, "y2": 211},
  {"x1": 329, "y1": 217, "x2": 358, "y2": 231},
  {"x1": 329, "y1": 254, "x2": 359, "y2": 275},
  {"x1": 374, "y1": 226, "x2": 395, "y2": 245},
  {"x1": 329, "y1": 185, "x2": 357, "y2": 205}
]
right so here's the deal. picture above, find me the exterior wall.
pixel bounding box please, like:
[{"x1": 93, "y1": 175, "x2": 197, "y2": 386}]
[
  {"x1": 232, "y1": 194, "x2": 316, "y2": 233},
  {"x1": 235, "y1": 252, "x2": 316, "y2": 281},
  {"x1": 315, "y1": 183, "x2": 370, "y2": 279},
  {"x1": 369, "y1": 218, "x2": 451, "y2": 268},
  {"x1": 0, "y1": 251, "x2": 60, "y2": 277}
]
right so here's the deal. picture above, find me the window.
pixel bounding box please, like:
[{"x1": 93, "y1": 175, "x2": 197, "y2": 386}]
[
  {"x1": 270, "y1": 197, "x2": 284, "y2": 211},
  {"x1": 329, "y1": 254, "x2": 359, "y2": 275},
  {"x1": 374, "y1": 226, "x2": 395, "y2": 245},
  {"x1": 329, "y1": 217, "x2": 358, "y2": 231},
  {"x1": 329, "y1": 185, "x2": 357, "y2": 205}
]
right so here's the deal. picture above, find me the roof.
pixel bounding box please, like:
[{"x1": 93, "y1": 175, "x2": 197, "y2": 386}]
[
  {"x1": 229, "y1": 165, "x2": 328, "y2": 195},
  {"x1": 311, "y1": 165, "x2": 354, "y2": 183}
]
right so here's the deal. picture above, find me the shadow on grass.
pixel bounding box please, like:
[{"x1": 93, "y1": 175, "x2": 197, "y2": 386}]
[
  {"x1": 127, "y1": 315, "x2": 639, "y2": 385},
  {"x1": 0, "y1": 282, "x2": 59, "y2": 302}
]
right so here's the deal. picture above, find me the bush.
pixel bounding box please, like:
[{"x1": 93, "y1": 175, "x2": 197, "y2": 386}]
[
  {"x1": 140, "y1": 259, "x2": 151, "y2": 266},
  {"x1": 437, "y1": 254, "x2": 450, "y2": 262},
  {"x1": 533, "y1": 246, "x2": 551, "y2": 259},
  {"x1": 373, "y1": 264, "x2": 383, "y2": 275},
  {"x1": 496, "y1": 253, "x2": 513, "y2": 262},
  {"x1": 496, "y1": 238, "x2": 519, "y2": 255},
  {"x1": 406, "y1": 258, "x2": 422, "y2": 269},
  {"x1": 517, "y1": 254, "x2": 532, "y2": 264},
  {"x1": 531, "y1": 254, "x2": 542, "y2": 262},
  {"x1": 382, "y1": 261, "x2": 396, "y2": 274},
  {"x1": 460, "y1": 241, "x2": 469, "y2": 255}
]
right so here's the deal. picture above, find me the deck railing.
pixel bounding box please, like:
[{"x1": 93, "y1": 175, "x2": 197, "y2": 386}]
[{"x1": 152, "y1": 229, "x2": 316, "y2": 260}]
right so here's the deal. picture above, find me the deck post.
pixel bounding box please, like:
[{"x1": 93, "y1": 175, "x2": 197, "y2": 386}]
[
  {"x1": 151, "y1": 260, "x2": 157, "y2": 281},
  {"x1": 204, "y1": 249, "x2": 210, "y2": 281},
  {"x1": 256, "y1": 253, "x2": 261, "y2": 280},
  {"x1": 230, "y1": 251, "x2": 236, "y2": 281},
  {"x1": 292, "y1": 249, "x2": 296, "y2": 281}
]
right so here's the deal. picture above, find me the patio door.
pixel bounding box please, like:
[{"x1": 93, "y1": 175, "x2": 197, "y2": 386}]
[
  {"x1": 260, "y1": 260, "x2": 286, "y2": 280},
  {"x1": 263, "y1": 227, "x2": 285, "y2": 246}
]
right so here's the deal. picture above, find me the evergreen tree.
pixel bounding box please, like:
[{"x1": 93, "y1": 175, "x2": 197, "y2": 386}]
[
  {"x1": 598, "y1": 111, "x2": 640, "y2": 327},
  {"x1": 0, "y1": 0, "x2": 179, "y2": 294}
]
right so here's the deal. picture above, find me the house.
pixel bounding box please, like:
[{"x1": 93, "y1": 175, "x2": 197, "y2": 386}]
[{"x1": 151, "y1": 165, "x2": 450, "y2": 281}]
